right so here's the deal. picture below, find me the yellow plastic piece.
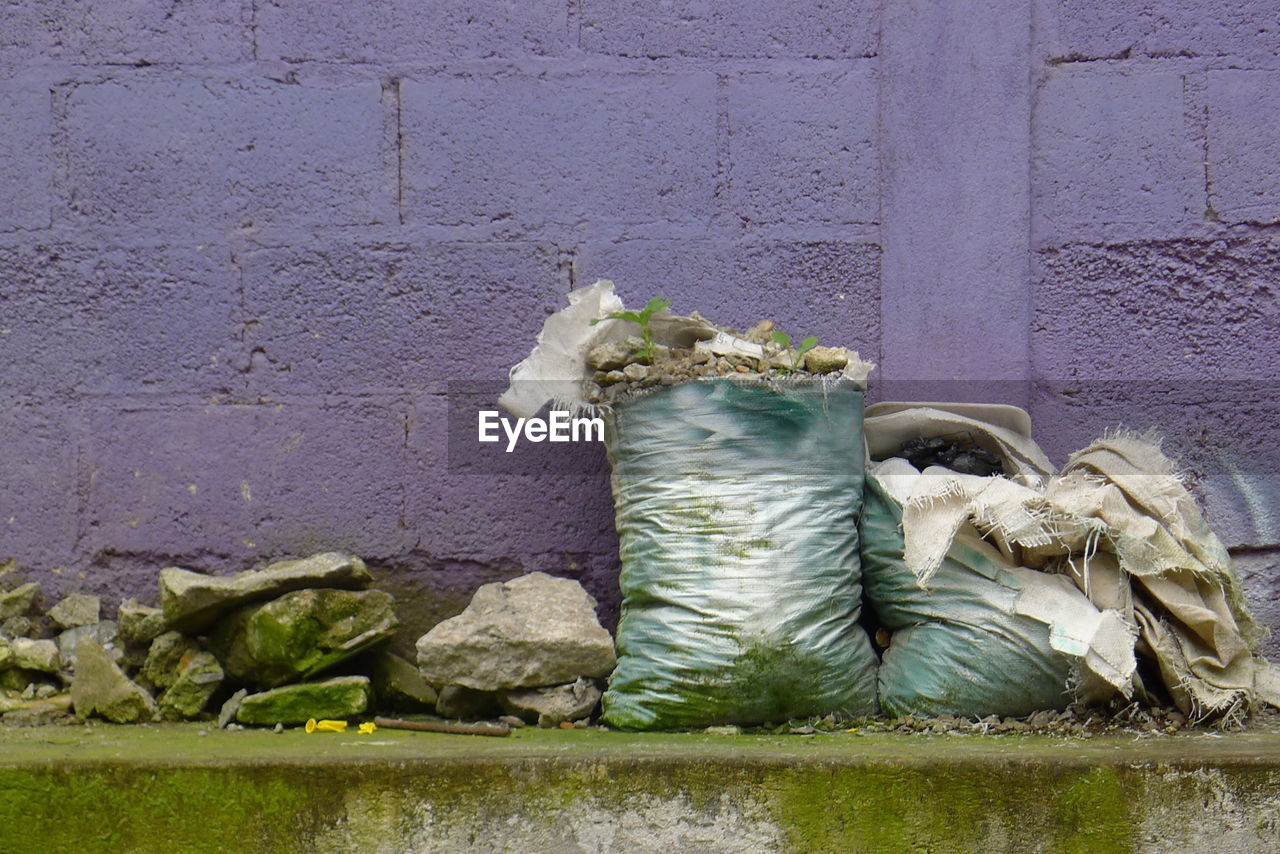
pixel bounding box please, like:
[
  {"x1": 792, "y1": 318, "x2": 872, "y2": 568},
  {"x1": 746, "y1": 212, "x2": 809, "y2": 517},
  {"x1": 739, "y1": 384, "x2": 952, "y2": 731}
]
[
  {"x1": 304, "y1": 718, "x2": 348, "y2": 733},
  {"x1": 358, "y1": 722, "x2": 377, "y2": 735}
]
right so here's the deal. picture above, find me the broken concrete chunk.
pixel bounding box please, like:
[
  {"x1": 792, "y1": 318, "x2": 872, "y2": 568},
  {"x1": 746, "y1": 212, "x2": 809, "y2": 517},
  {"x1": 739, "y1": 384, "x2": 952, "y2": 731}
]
[
  {"x1": 48, "y1": 593, "x2": 101, "y2": 629},
  {"x1": 598, "y1": 369, "x2": 627, "y2": 387},
  {"x1": 586, "y1": 338, "x2": 646, "y2": 372},
  {"x1": 160, "y1": 552, "x2": 373, "y2": 634},
  {"x1": 803, "y1": 346, "x2": 849, "y2": 375},
  {"x1": 235, "y1": 676, "x2": 371, "y2": 726},
  {"x1": 58, "y1": 622, "x2": 119, "y2": 670},
  {"x1": 217, "y1": 688, "x2": 249, "y2": 729},
  {"x1": 499, "y1": 677, "x2": 602, "y2": 727},
  {"x1": 70, "y1": 638, "x2": 158, "y2": 724},
  {"x1": 118, "y1": 600, "x2": 167, "y2": 646},
  {"x1": 0, "y1": 583, "x2": 39, "y2": 621},
  {"x1": 143, "y1": 631, "x2": 202, "y2": 691},
  {"x1": 158, "y1": 651, "x2": 224, "y2": 721},
  {"x1": 416, "y1": 572, "x2": 616, "y2": 691},
  {"x1": 434, "y1": 685, "x2": 503, "y2": 720},
  {"x1": 210, "y1": 588, "x2": 397, "y2": 689},
  {"x1": 11, "y1": 638, "x2": 60, "y2": 673},
  {"x1": 369, "y1": 651, "x2": 438, "y2": 712},
  {"x1": 1, "y1": 616, "x2": 33, "y2": 639}
]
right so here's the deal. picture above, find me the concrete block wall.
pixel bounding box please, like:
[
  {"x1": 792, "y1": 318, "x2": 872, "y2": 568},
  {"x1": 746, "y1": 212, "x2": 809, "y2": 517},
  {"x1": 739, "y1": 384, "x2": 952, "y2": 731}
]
[{"x1": 2, "y1": 1, "x2": 1278, "y2": 648}]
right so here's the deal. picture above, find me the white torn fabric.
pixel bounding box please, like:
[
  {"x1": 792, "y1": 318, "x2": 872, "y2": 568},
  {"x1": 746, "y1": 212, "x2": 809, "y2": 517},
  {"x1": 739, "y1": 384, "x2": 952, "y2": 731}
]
[
  {"x1": 498, "y1": 280, "x2": 627, "y2": 418},
  {"x1": 1050, "y1": 433, "x2": 1280, "y2": 717},
  {"x1": 875, "y1": 460, "x2": 1053, "y2": 587},
  {"x1": 1007, "y1": 568, "x2": 1137, "y2": 697}
]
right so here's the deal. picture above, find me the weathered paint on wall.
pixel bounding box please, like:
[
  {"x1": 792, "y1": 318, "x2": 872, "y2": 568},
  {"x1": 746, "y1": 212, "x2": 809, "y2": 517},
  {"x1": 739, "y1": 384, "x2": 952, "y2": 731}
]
[{"x1": 1, "y1": 1, "x2": 1278, "y2": 648}]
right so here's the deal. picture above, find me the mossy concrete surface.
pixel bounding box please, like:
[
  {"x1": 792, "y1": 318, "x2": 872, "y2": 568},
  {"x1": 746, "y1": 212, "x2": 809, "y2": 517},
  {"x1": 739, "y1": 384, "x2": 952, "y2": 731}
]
[{"x1": 2, "y1": 725, "x2": 1280, "y2": 852}]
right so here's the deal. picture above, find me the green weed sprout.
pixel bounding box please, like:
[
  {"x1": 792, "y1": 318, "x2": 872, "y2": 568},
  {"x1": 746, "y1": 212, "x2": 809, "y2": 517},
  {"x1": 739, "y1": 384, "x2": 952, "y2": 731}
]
[
  {"x1": 770, "y1": 330, "x2": 818, "y2": 372},
  {"x1": 590, "y1": 296, "x2": 671, "y2": 364}
]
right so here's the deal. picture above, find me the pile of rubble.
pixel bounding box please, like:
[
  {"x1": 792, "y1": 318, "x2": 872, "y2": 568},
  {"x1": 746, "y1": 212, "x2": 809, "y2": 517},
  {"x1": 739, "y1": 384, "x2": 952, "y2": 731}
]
[
  {"x1": 0, "y1": 556, "x2": 618, "y2": 730},
  {"x1": 584, "y1": 317, "x2": 862, "y2": 405}
]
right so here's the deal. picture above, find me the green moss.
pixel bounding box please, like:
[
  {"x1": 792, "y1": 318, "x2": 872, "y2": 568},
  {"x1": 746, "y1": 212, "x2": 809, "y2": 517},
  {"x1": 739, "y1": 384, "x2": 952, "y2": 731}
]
[
  {"x1": 2, "y1": 726, "x2": 1279, "y2": 852},
  {"x1": 1048, "y1": 766, "x2": 1134, "y2": 854}
]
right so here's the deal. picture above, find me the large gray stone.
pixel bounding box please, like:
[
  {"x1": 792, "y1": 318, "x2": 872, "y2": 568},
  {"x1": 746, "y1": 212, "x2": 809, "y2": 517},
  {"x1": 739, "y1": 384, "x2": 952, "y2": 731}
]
[
  {"x1": 499, "y1": 677, "x2": 603, "y2": 727},
  {"x1": 158, "y1": 651, "x2": 224, "y2": 721},
  {"x1": 70, "y1": 638, "x2": 157, "y2": 724},
  {"x1": 160, "y1": 552, "x2": 373, "y2": 634},
  {"x1": 0, "y1": 583, "x2": 39, "y2": 620},
  {"x1": 235, "y1": 676, "x2": 371, "y2": 726},
  {"x1": 48, "y1": 593, "x2": 100, "y2": 629},
  {"x1": 210, "y1": 588, "x2": 397, "y2": 689},
  {"x1": 415, "y1": 572, "x2": 616, "y2": 691}
]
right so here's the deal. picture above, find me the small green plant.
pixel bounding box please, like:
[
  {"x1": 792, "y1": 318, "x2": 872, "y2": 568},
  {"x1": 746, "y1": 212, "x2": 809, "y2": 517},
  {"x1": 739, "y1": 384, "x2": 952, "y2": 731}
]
[
  {"x1": 590, "y1": 296, "x2": 671, "y2": 364},
  {"x1": 770, "y1": 330, "x2": 819, "y2": 372}
]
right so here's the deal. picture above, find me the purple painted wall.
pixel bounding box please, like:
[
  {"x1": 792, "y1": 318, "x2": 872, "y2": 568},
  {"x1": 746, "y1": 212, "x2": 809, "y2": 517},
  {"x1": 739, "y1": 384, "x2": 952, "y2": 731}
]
[{"x1": 2, "y1": 1, "x2": 1279, "y2": 651}]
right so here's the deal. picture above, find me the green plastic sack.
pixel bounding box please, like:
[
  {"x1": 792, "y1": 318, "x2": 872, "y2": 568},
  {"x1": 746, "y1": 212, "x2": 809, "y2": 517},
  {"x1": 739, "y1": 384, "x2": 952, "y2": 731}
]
[
  {"x1": 600, "y1": 378, "x2": 879, "y2": 730},
  {"x1": 861, "y1": 474, "x2": 1074, "y2": 718}
]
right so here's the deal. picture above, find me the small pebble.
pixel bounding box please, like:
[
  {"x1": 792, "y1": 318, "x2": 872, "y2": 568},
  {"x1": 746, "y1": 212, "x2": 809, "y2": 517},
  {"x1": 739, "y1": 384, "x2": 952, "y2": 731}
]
[{"x1": 273, "y1": 723, "x2": 284, "y2": 733}]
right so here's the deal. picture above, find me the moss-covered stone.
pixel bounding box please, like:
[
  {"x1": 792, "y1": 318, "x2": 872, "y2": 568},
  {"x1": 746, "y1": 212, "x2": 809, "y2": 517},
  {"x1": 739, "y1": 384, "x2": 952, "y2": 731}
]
[
  {"x1": 143, "y1": 631, "x2": 202, "y2": 691},
  {"x1": 211, "y1": 589, "x2": 397, "y2": 688},
  {"x1": 235, "y1": 676, "x2": 371, "y2": 726},
  {"x1": 118, "y1": 600, "x2": 167, "y2": 646},
  {"x1": 160, "y1": 552, "x2": 372, "y2": 635},
  {"x1": 158, "y1": 651, "x2": 224, "y2": 721},
  {"x1": 70, "y1": 638, "x2": 157, "y2": 724},
  {"x1": 0, "y1": 582, "x2": 38, "y2": 621}
]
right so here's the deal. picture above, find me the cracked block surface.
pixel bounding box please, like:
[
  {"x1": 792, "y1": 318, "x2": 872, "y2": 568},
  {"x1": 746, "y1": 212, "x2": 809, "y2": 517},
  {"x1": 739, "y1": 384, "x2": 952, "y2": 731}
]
[
  {"x1": 726, "y1": 69, "x2": 878, "y2": 226},
  {"x1": 1033, "y1": 238, "x2": 1280, "y2": 546},
  {"x1": 0, "y1": 85, "x2": 53, "y2": 231},
  {"x1": 1207, "y1": 71, "x2": 1280, "y2": 225},
  {"x1": 0, "y1": 0, "x2": 251, "y2": 65},
  {"x1": 579, "y1": 0, "x2": 879, "y2": 58},
  {"x1": 1040, "y1": 0, "x2": 1280, "y2": 63},
  {"x1": 81, "y1": 402, "x2": 411, "y2": 573},
  {"x1": 0, "y1": 405, "x2": 79, "y2": 570},
  {"x1": 399, "y1": 74, "x2": 717, "y2": 233},
  {"x1": 64, "y1": 79, "x2": 391, "y2": 232},
  {"x1": 239, "y1": 243, "x2": 564, "y2": 396},
  {"x1": 0, "y1": 244, "x2": 240, "y2": 399},
  {"x1": 1034, "y1": 70, "x2": 1201, "y2": 237},
  {"x1": 256, "y1": 0, "x2": 568, "y2": 61}
]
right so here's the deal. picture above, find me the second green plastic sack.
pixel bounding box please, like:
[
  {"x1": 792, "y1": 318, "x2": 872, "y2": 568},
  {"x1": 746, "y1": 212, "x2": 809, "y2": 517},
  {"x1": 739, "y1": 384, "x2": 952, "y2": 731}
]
[{"x1": 861, "y1": 468, "x2": 1075, "y2": 718}]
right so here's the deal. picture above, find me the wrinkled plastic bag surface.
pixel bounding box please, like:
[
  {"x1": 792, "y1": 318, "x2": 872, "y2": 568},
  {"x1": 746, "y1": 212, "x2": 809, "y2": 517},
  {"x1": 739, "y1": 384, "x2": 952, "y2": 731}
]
[
  {"x1": 600, "y1": 378, "x2": 879, "y2": 729},
  {"x1": 861, "y1": 473, "x2": 1075, "y2": 717}
]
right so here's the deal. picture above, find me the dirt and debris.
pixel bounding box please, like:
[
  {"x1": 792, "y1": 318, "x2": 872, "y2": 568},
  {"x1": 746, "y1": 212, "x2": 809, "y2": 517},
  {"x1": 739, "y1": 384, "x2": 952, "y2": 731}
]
[{"x1": 583, "y1": 313, "x2": 862, "y2": 406}]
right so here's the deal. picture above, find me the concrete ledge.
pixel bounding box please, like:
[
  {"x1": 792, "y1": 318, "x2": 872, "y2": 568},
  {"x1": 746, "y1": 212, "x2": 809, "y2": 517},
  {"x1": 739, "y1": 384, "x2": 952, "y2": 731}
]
[{"x1": 3, "y1": 724, "x2": 1280, "y2": 852}]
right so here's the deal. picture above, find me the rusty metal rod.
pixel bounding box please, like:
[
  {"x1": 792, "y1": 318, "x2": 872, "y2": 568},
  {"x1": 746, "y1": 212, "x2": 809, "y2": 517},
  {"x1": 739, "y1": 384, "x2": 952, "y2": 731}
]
[{"x1": 373, "y1": 716, "x2": 511, "y2": 737}]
